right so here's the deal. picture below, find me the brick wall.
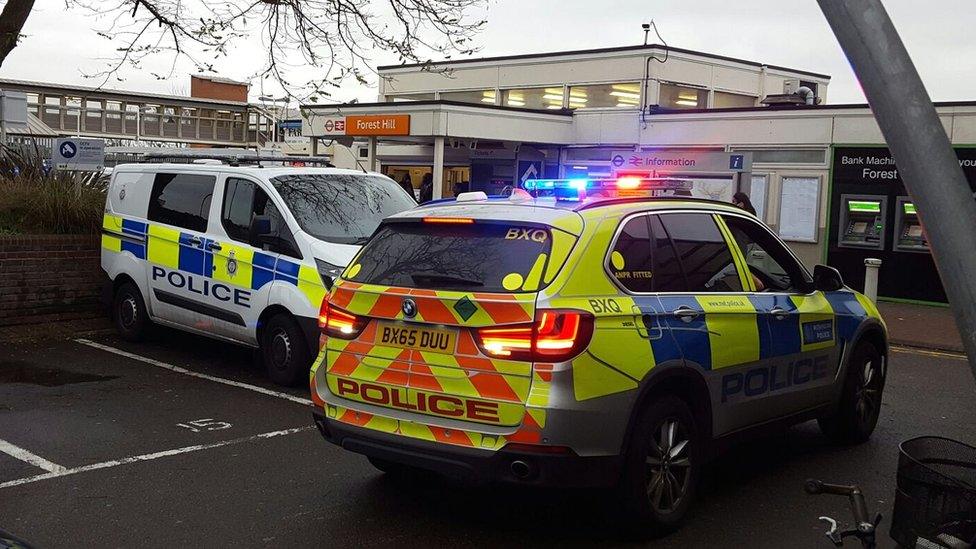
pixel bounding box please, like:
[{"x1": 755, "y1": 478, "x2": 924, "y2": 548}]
[{"x1": 0, "y1": 235, "x2": 104, "y2": 326}]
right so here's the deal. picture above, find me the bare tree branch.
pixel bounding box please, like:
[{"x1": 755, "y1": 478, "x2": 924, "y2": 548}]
[{"x1": 0, "y1": 0, "x2": 487, "y2": 102}]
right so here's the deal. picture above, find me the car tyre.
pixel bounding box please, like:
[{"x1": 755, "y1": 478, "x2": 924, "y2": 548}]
[
  {"x1": 616, "y1": 395, "x2": 702, "y2": 537},
  {"x1": 112, "y1": 281, "x2": 149, "y2": 342},
  {"x1": 818, "y1": 341, "x2": 885, "y2": 444},
  {"x1": 261, "y1": 313, "x2": 310, "y2": 387}
]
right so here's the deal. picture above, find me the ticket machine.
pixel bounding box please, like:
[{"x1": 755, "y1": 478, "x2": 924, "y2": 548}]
[
  {"x1": 838, "y1": 194, "x2": 887, "y2": 249},
  {"x1": 894, "y1": 196, "x2": 928, "y2": 252}
]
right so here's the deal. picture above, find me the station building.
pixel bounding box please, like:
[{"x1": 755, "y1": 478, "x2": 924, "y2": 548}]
[{"x1": 301, "y1": 44, "x2": 976, "y2": 305}]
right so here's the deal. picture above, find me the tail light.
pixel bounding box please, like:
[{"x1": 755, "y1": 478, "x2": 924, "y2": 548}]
[
  {"x1": 474, "y1": 310, "x2": 594, "y2": 362},
  {"x1": 318, "y1": 298, "x2": 368, "y2": 339}
]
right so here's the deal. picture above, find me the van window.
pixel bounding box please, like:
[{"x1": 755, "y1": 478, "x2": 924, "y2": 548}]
[
  {"x1": 271, "y1": 174, "x2": 415, "y2": 245},
  {"x1": 347, "y1": 222, "x2": 553, "y2": 293},
  {"x1": 147, "y1": 173, "x2": 216, "y2": 232}
]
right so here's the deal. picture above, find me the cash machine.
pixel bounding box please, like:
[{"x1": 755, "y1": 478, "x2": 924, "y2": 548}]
[
  {"x1": 894, "y1": 196, "x2": 928, "y2": 252},
  {"x1": 838, "y1": 194, "x2": 888, "y2": 250}
]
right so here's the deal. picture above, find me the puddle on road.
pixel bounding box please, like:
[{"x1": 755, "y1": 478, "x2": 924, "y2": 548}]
[{"x1": 0, "y1": 361, "x2": 118, "y2": 386}]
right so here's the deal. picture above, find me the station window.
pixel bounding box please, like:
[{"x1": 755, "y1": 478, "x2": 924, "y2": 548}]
[
  {"x1": 440, "y1": 89, "x2": 497, "y2": 105},
  {"x1": 713, "y1": 91, "x2": 756, "y2": 109},
  {"x1": 659, "y1": 83, "x2": 707, "y2": 110},
  {"x1": 568, "y1": 83, "x2": 641, "y2": 109},
  {"x1": 502, "y1": 87, "x2": 564, "y2": 110},
  {"x1": 388, "y1": 93, "x2": 435, "y2": 102}
]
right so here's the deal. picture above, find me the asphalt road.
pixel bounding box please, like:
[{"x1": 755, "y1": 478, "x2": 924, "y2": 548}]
[{"x1": 1, "y1": 326, "x2": 974, "y2": 548}]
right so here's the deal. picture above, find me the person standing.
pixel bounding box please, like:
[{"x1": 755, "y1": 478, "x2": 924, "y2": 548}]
[
  {"x1": 733, "y1": 192, "x2": 757, "y2": 216},
  {"x1": 397, "y1": 173, "x2": 415, "y2": 199},
  {"x1": 419, "y1": 173, "x2": 434, "y2": 203}
]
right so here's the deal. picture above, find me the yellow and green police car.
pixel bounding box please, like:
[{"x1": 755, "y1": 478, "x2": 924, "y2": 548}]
[{"x1": 310, "y1": 178, "x2": 887, "y2": 532}]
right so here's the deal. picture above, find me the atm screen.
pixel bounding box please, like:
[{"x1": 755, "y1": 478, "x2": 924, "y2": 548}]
[
  {"x1": 904, "y1": 203, "x2": 917, "y2": 215},
  {"x1": 908, "y1": 225, "x2": 923, "y2": 238},
  {"x1": 849, "y1": 201, "x2": 881, "y2": 213},
  {"x1": 852, "y1": 221, "x2": 868, "y2": 233}
]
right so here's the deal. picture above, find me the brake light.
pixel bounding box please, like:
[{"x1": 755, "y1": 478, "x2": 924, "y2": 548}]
[
  {"x1": 422, "y1": 217, "x2": 474, "y2": 224},
  {"x1": 474, "y1": 310, "x2": 594, "y2": 362},
  {"x1": 318, "y1": 298, "x2": 367, "y2": 339}
]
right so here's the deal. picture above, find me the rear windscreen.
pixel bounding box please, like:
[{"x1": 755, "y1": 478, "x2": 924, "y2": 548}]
[{"x1": 346, "y1": 222, "x2": 553, "y2": 293}]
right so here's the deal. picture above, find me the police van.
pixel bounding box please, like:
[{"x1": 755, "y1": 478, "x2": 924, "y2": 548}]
[
  {"x1": 310, "y1": 178, "x2": 888, "y2": 532},
  {"x1": 100, "y1": 161, "x2": 415, "y2": 385}
]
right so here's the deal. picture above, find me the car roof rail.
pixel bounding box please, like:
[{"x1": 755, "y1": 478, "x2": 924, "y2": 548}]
[{"x1": 138, "y1": 152, "x2": 335, "y2": 167}]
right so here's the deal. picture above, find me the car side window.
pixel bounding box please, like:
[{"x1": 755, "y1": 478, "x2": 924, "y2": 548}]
[
  {"x1": 723, "y1": 215, "x2": 810, "y2": 293},
  {"x1": 147, "y1": 173, "x2": 215, "y2": 232},
  {"x1": 221, "y1": 178, "x2": 289, "y2": 246},
  {"x1": 222, "y1": 178, "x2": 256, "y2": 242},
  {"x1": 657, "y1": 213, "x2": 743, "y2": 293},
  {"x1": 648, "y1": 215, "x2": 687, "y2": 292},
  {"x1": 608, "y1": 216, "x2": 654, "y2": 292}
]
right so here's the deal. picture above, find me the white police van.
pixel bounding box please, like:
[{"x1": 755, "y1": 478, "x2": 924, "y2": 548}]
[{"x1": 100, "y1": 162, "x2": 415, "y2": 385}]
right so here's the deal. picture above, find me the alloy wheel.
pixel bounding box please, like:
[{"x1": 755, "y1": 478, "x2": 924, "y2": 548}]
[
  {"x1": 854, "y1": 358, "x2": 882, "y2": 427},
  {"x1": 645, "y1": 417, "x2": 692, "y2": 514}
]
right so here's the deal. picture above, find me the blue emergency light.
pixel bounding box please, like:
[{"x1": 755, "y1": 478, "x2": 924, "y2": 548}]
[{"x1": 523, "y1": 177, "x2": 693, "y2": 201}]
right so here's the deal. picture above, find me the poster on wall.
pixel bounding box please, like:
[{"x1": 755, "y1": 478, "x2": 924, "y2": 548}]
[
  {"x1": 750, "y1": 175, "x2": 768, "y2": 221},
  {"x1": 779, "y1": 177, "x2": 820, "y2": 242}
]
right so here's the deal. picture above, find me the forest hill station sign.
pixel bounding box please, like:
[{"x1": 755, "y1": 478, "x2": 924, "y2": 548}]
[{"x1": 314, "y1": 114, "x2": 411, "y2": 136}]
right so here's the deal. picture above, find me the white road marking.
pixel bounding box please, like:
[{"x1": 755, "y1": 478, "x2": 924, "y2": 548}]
[
  {"x1": 0, "y1": 426, "x2": 313, "y2": 489},
  {"x1": 891, "y1": 344, "x2": 968, "y2": 361},
  {"x1": 74, "y1": 339, "x2": 313, "y2": 406},
  {"x1": 0, "y1": 439, "x2": 67, "y2": 474}
]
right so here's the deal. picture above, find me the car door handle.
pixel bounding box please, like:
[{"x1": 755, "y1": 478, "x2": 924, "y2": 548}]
[
  {"x1": 770, "y1": 307, "x2": 789, "y2": 320},
  {"x1": 207, "y1": 242, "x2": 222, "y2": 252},
  {"x1": 186, "y1": 236, "x2": 202, "y2": 247},
  {"x1": 672, "y1": 306, "x2": 700, "y2": 323}
]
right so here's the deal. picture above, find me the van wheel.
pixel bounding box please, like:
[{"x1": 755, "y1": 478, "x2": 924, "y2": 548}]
[
  {"x1": 818, "y1": 341, "x2": 885, "y2": 444},
  {"x1": 617, "y1": 395, "x2": 701, "y2": 536},
  {"x1": 261, "y1": 313, "x2": 310, "y2": 387},
  {"x1": 112, "y1": 281, "x2": 148, "y2": 342}
]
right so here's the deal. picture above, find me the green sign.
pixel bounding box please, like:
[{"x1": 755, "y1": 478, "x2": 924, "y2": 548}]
[{"x1": 848, "y1": 200, "x2": 881, "y2": 213}]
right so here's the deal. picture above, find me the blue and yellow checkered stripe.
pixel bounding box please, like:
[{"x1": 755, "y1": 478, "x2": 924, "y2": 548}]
[
  {"x1": 649, "y1": 290, "x2": 870, "y2": 371},
  {"x1": 102, "y1": 214, "x2": 326, "y2": 307}
]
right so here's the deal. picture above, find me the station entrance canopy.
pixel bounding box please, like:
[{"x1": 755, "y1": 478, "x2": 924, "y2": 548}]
[{"x1": 301, "y1": 100, "x2": 575, "y2": 199}]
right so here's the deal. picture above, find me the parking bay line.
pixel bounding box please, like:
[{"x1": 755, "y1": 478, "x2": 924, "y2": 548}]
[
  {"x1": 74, "y1": 338, "x2": 313, "y2": 406},
  {"x1": 0, "y1": 438, "x2": 67, "y2": 474},
  {"x1": 0, "y1": 426, "x2": 313, "y2": 490}
]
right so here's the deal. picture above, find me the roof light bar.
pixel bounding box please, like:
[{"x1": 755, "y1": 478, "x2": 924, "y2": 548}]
[{"x1": 522, "y1": 177, "x2": 694, "y2": 201}]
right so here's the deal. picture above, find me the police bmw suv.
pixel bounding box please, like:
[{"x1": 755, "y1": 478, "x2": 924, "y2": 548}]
[
  {"x1": 101, "y1": 163, "x2": 415, "y2": 385},
  {"x1": 310, "y1": 179, "x2": 887, "y2": 532}
]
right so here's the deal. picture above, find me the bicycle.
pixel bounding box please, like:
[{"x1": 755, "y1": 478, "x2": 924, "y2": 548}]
[{"x1": 805, "y1": 479, "x2": 883, "y2": 548}]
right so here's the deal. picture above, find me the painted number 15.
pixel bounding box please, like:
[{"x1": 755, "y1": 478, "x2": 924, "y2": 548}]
[{"x1": 176, "y1": 418, "x2": 232, "y2": 432}]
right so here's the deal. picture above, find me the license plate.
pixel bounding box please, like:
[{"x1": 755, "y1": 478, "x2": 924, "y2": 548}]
[{"x1": 377, "y1": 323, "x2": 457, "y2": 354}]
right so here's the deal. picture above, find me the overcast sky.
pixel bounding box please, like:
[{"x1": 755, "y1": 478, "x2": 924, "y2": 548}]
[{"x1": 2, "y1": 0, "x2": 974, "y2": 105}]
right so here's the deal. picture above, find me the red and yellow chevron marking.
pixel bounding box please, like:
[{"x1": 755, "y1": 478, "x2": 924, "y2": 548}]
[
  {"x1": 325, "y1": 403, "x2": 509, "y2": 451},
  {"x1": 329, "y1": 281, "x2": 535, "y2": 327}
]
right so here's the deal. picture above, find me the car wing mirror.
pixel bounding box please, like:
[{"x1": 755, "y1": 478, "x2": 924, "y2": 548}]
[{"x1": 813, "y1": 264, "x2": 845, "y2": 292}]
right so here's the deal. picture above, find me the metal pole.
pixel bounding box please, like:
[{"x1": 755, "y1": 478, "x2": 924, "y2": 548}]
[
  {"x1": 817, "y1": 0, "x2": 976, "y2": 377},
  {"x1": 863, "y1": 258, "x2": 881, "y2": 303}
]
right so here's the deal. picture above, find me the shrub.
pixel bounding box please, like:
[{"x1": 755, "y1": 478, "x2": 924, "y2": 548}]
[{"x1": 0, "y1": 145, "x2": 107, "y2": 235}]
